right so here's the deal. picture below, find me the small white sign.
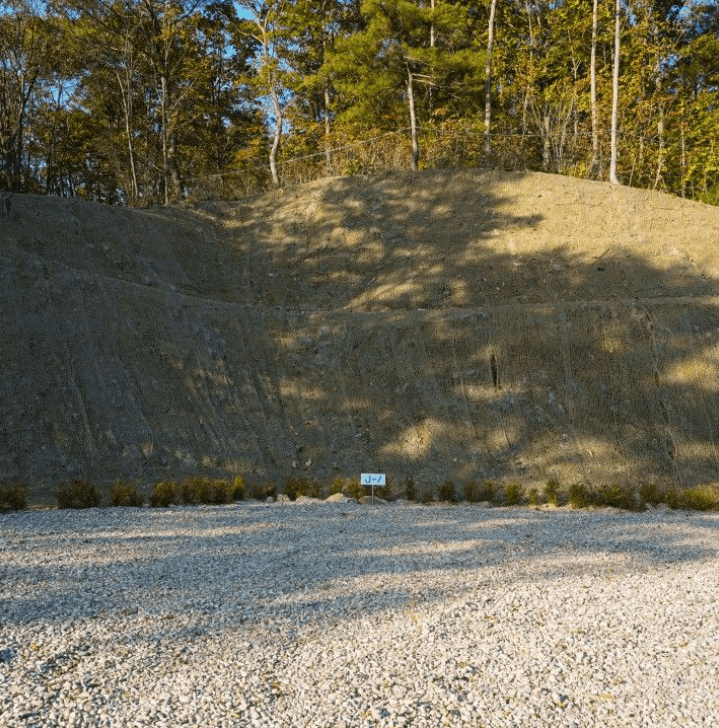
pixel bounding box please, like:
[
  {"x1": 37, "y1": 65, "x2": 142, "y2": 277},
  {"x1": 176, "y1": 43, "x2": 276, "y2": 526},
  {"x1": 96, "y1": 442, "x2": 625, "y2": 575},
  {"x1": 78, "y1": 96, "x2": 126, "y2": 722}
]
[{"x1": 361, "y1": 473, "x2": 386, "y2": 486}]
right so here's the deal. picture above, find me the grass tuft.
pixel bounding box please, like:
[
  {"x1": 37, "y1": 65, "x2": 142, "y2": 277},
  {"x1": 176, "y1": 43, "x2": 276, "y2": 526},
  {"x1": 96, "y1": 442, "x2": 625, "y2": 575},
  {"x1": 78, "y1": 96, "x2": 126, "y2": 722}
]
[
  {"x1": 0, "y1": 483, "x2": 27, "y2": 512},
  {"x1": 438, "y1": 480, "x2": 457, "y2": 503},
  {"x1": 284, "y1": 477, "x2": 321, "y2": 501},
  {"x1": 110, "y1": 481, "x2": 144, "y2": 507},
  {"x1": 544, "y1": 479, "x2": 560, "y2": 505},
  {"x1": 149, "y1": 480, "x2": 178, "y2": 507},
  {"x1": 57, "y1": 480, "x2": 102, "y2": 509},
  {"x1": 404, "y1": 477, "x2": 416, "y2": 502},
  {"x1": 504, "y1": 481, "x2": 524, "y2": 506}
]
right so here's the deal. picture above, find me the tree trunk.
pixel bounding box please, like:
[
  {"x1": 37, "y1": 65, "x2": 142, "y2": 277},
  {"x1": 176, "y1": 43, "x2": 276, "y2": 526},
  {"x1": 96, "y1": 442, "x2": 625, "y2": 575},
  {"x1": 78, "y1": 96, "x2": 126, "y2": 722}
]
[
  {"x1": 115, "y1": 69, "x2": 139, "y2": 203},
  {"x1": 609, "y1": 0, "x2": 621, "y2": 185},
  {"x1": 269, "y1": 86, "x2": 282, "y2": 187},
  {"x1": 522, "y1": 2, "x2": 535, "y2": 146},
  {"x1": 161, "y1": 72, "x2": 170, "y2": 204},
  {"x1": 324, "y1": 84, "x2": 332, "y2": 172},
  {"x1": 484, "y1": 0, "x2": 497, "y2": 157},
  {"x1": 407, "y1": 68, "x2": 419, "y2": 172},
  {"x1": 590, "y1": 0, "x2": 599, "y2": 175}
]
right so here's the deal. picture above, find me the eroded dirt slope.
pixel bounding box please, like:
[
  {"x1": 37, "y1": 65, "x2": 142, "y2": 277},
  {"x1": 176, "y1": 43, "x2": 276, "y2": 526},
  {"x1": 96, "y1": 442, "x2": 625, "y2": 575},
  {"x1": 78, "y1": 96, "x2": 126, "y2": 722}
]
[{"x1": 3, "y1": 170, "x2": 719, "y2": 502}]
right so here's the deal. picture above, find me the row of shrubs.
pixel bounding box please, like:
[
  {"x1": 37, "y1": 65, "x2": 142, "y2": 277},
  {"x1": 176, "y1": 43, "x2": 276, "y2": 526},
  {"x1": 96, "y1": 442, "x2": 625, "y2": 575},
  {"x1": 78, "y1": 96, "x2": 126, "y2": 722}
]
[{"x1": 2, "y1": 476, "x2": 719, "y2": 513}]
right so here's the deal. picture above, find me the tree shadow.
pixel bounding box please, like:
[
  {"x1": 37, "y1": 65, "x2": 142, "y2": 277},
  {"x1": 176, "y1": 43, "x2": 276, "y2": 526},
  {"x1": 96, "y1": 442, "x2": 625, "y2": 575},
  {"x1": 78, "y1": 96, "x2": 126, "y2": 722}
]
[
  {"x1": 2, "y1": 504, "x2": 717, "y2": 631},
  {"x1": 3, "y1": 168, "x2": 719, "y2": 497}
]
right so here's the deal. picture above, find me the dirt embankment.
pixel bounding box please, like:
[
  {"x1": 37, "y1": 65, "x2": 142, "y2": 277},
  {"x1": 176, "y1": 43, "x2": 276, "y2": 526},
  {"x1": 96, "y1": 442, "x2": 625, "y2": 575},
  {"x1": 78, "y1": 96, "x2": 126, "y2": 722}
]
[{"x1": 3, "y1": 170, "x2": 719, "y2": 503}]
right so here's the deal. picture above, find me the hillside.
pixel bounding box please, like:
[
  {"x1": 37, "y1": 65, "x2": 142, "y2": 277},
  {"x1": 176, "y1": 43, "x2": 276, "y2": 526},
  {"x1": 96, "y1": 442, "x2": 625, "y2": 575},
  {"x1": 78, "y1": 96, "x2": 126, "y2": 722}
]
[{"x1": 3, "y1": 170, "x2": 719, "y2": 504}]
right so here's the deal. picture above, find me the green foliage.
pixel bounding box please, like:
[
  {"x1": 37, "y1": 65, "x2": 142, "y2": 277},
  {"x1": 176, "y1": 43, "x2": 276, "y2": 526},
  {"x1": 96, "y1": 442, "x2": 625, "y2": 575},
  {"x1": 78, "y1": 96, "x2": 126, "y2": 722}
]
[
  {"x1": 419, "y1": 487, "x2": 434, "y2": 504},
  {"x1": 0, "y1": 483, "x2": 27, "y2": 512},
  {"x1": 149, "y1": 481, "x2": 178, "y2": 508},
  {"x1": 250, "y1": 481, "x2": 277, "y2": 500},
  {"x1": 677, "y1": 485, "x2": 719, "y2": 511},
  {"x1": 404, "y1": 477, "x2": 416, "y2": 502},
  {"x1": 57, "y1": 479, "x2": 102, "y2": 509},
  {"x1": 527, "y1": 487, "x2": 540, "y2": 506},
  {"x1": 284, "y1": 476, "x2": 321, "y2": 501},
  {"x1": 544, "y1": 479, "x2": 560, "y2": 505},
  {"x1": 568, "y1": 482, "x2": 592, "y2": 509},
  {"x1": 178, "y1": 477, "x2": 237, "y2": 505},
  {"x1": 596, "y1": 483, "x2": 639, "y2": 511},
  {"x1": 110, "y1": 481, "x2": 144, "y2": 507},
  {"x1": 232, "y1": 475, "x2": 245, "y2": 501},
  {"x1": 463, "y1": 481, "x2": 480, "y2": 503},
  {"x1": 639, "y1": 481, "x2": 664, "y2": 506},
  {"x1": 438, "y1": 480, "x2": 457, "y2": 503},
  {"x1": 504, "y1": 482, "x2": 524, "y2": 506},
  {"x1": 344, "y1": 479, "x2": 367, "y2": 501}
]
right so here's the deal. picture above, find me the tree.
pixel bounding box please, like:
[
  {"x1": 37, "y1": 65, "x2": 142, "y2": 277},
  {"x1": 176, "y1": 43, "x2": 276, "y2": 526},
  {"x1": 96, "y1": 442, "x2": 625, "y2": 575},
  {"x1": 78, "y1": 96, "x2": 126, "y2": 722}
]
[{"x1": 609, "y1": 0, "x2": 622, "y2": 184}]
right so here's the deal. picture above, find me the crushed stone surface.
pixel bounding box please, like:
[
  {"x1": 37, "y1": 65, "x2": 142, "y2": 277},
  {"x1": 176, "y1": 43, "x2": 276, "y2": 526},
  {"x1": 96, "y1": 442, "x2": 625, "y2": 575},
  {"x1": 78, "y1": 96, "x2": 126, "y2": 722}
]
[{"x1": 1, "y1": 501, "x2": 718, "y2": 727}]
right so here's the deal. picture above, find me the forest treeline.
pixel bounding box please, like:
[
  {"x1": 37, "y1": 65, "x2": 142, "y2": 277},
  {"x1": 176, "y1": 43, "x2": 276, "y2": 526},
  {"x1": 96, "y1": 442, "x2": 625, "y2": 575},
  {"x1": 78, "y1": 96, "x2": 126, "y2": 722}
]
[{"x1": 1, "y1": 0, "x2": 717, "y2": 205}]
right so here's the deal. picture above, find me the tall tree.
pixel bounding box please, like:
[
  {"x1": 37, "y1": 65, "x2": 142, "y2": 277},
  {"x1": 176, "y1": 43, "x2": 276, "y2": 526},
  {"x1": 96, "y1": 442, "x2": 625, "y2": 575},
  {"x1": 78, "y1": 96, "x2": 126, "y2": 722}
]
[{"x1": 609, "y1": 0, "x2": 621, "y2": 184}]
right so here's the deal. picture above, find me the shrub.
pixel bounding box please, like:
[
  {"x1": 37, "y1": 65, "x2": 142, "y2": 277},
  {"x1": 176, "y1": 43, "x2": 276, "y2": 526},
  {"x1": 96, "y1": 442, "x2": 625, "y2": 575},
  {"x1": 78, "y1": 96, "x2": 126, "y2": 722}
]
[
  {"x1": 250, "y1": 481, "x2": 277, "y2": 500},
  {"x1": 639, "y1": 481, "x2": 664, "y2": 507},
  {"x1": 504, "y1": 482, "x2": 524, "y2": 506},
  {"x1": 405, "y1": 478, "x2": 416, "y2": 502},
  {"x1": 204, "y1": 479, "x2": 236, "y2": 504},
  {"x1": 678, "y1": 485, "x2": 719, "y2": 511},
  {"x1": 544, "y1": 479, "x2": 560, "y2": 505},
  {"x1": 463, "y1": 481, "x2": 480, "y2": 502},
  {"x1": 0, "y1": 483, "x2": 27, "y2": 512},
  {"x1": 568, "y1": 482, "x2": 592, "y2": 508},
  {"x1": 232, "y1": 475, "x2": 245, "y2": 501},
  {"x1": 527, "y1": 487, "x2": 540, "y2": 506},
  {"x1": 438, "y1": 480, "x2": 457, "y2": 502},
  {"x1": 284, "y1": 477, "x2": 321, "y2": 501},
  {"x1": 149, "y1": 480, "x2": 178, "y2": 507},
  {"x1": 596, "y1": 482, "x2": 638, "y2": 510},
  {"x1": 110, "y1": 481, "x2": 144, "y2": 507},
  {"x1": 336, "y1": 478, "x2": 363, "y2": 500},
  {"x1": 330, "y1": 476, "x2": 346, "y2": 495},
  {"x1": 57, "y1": 480, "x2": 102, "y2": 509},
  {"x1": 479, "y1": 480, "x2": 498, "y2": 502},
  {"x1": 419, "y1": 487, "x2": 434, "y2": 504}
]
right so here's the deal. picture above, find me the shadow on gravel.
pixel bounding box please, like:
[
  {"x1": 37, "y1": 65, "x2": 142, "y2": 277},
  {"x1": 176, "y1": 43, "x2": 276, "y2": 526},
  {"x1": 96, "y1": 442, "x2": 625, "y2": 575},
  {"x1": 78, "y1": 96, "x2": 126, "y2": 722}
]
[{"x1": 2, "y1": 505, "x2": 718, "y2": 630}]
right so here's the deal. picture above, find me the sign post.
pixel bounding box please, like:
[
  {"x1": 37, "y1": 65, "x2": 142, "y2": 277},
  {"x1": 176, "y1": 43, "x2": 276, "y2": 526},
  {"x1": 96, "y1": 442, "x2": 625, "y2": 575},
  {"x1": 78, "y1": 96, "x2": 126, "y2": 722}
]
[{"x1": 360, "y1": 473, "x2": 386, "y2": 505}]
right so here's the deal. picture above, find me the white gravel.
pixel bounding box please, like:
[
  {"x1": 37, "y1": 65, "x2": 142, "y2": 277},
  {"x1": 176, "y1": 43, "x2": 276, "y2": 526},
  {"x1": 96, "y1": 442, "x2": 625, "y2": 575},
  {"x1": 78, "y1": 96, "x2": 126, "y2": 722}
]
[{"x1": 1, "y1": 500, "x2": 718, "y2": 728}]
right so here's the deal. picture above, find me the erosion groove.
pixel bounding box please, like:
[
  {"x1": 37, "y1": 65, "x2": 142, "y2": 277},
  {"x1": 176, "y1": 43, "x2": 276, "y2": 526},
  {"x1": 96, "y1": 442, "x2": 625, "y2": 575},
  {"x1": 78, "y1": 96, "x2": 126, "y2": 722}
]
[{"x1": 3, "y1": 169, "x2": 719, "y2": 503}]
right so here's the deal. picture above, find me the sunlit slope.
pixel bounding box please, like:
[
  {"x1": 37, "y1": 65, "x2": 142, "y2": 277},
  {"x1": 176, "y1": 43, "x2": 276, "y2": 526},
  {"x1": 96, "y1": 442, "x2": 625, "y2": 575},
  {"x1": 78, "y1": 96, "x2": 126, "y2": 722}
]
[{"x1": 2, "y1": 171, "x2": 719, "y2": 501}]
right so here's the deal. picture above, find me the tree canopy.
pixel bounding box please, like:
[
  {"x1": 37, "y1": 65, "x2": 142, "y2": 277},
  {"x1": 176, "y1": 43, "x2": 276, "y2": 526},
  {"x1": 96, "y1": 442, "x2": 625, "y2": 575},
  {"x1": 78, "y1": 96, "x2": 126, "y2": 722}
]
[{"x1": 1, "y1": 0, "x2": 717, "y2": 205}]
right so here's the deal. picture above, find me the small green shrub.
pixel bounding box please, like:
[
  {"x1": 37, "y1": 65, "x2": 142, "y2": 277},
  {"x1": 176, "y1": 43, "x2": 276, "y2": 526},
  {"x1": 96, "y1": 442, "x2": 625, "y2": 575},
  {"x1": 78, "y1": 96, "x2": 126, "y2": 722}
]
[
  {"x1": 405, "y1": 478, "x2": 416, "y2": 502},
  {"x1": 419, "y1": 487, "x2": 434, "y2": 504},
  {"x1": 438, "y1": 480, "x2": 457, "y2": 502},
  {"x1": 149, "y1": 480, "x2": 178, "y2": 507},
  {"x1": 544, "y1": 479, "x2": 560, "y2": 505},
  {"x1": 504, "y1": 481, "x2": 524, "y2": 506},
  {"x1": 678, "y1": 485, "x2": 719, "y2": 511},
  {"x1": 0, "y1": 483, "x2": 27, "y2": 512},
  {"x1": 568, "y1": 482, "x2": 592, "y2": 508},
  {"x1": 284, "y1": 477, "x2": 321, "y2": 500},
  {"x1": 110, "y1": 481, "x2": 144, "y2": 507},
  {"x1": 639, "y1": 481, "x2": 664, "y2": 507},
  {"x1": 479, "y1": 480, "x2": 498, "y2": 502},
  {"x1": 57, "y1": 480, "x2": 102, "y2": 509},
  {"x1": 464, "y1": 481, "x2": 480, "y2": 502},
  {"x1": 662, "y1": 484, "x2": 681, "y2": 509},
  {"x1": 596, "y1": 482, "x2": 638, "y2": 510},
  {"x1": 345, "y1": 479, "x2": 367, "y2": 500},
  {"x1": 232, "y1": 475, "x2": 245, "y2": 501},
  {"x1": 330, "y1": 476, "x2": 347, "y2": 495},
  {"x1": 527, "y1": 487, "x2": 540, "y2": 506},
  {"x1": 250, "y1": 481, "x2": 277, "y2": 500}
]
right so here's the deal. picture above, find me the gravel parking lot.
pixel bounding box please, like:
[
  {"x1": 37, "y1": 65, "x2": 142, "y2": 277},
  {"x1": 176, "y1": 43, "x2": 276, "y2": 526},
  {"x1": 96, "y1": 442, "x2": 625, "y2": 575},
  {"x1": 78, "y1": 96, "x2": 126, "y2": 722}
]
[{"x1": 1, "y1": 501, "x2": 718, "y2": 727}]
